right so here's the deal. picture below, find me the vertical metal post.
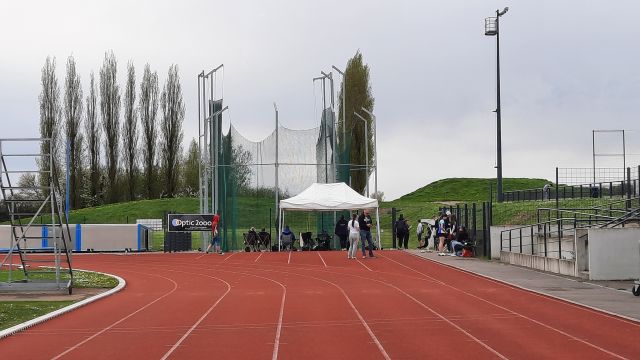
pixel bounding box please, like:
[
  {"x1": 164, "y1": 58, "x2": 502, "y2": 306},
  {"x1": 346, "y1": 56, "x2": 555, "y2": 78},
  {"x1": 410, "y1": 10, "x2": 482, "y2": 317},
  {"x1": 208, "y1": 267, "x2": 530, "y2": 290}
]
[
  {"x1": 495, "y1": 12, "x2": 504, "y2": 203},
  {"x1": 623, "y1": 130, "x2": 626, "y2": 172},
  {"x1": 592, "y1": 130, "x2": 596, "y2": 183},
  {"x1": 530, "y1": 226, "x2": 534, "y2": 255},
  {"x1": 482, "y1": 202, "x2": 487, "y2": 256},
  {"x1": 519, "y1": 228, "x2": 522, "y2": 253},
  {"x1": 543, "y1": 223, "x2": 547, "y2": 257},
  {"x1": 472, "y1": 202, "x2": 477, "y2": 242},
  {"x1": 198, "y1": 73, "x2": 203, "y2": 213},
  {"x1": 214, "y1": 72, "x2": 219, "y2": 214},
  {"x1": 65, "y1": 138, "x2": 70, "y2": 217},
  {"x1": 202, "y1": 75, "x2": 209, "y2": 213},
  {"x1": 274, "y1": 103, "x2": 279, "y2": 240},
  {"x1": 542, "y1": 166, "x2": 560, "y2": 209}
]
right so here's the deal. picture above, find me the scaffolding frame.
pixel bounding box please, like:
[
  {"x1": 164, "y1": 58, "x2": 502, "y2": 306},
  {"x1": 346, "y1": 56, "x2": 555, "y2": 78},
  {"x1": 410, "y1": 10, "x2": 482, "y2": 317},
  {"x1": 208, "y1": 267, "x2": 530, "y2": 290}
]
[{"x1": 0, "y1": 138, "x2": 73, "y2": 294}]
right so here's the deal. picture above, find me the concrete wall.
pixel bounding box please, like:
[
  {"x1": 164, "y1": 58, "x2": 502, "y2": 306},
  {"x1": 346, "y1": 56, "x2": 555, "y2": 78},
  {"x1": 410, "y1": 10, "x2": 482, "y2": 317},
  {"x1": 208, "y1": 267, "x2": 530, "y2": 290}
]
[
  {"x1": 1, "y1": 224, "x2": 141, "y2": 252},
  {"x1": 575, "y1": 228, "x2": 589, "y2": 274},
  {"x1": 587, "y1": 228, "x2": 640, "y2": 280},
  {"x1": 500, "y1": 251, "x2": 577, "y2": 277}
]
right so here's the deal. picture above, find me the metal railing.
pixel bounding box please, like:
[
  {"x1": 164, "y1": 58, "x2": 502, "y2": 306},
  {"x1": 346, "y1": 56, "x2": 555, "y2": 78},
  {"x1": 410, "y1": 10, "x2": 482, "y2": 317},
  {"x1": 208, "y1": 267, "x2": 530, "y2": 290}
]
[{"x1": 500, "y1": 197, "x2": 640, "y2": 260}]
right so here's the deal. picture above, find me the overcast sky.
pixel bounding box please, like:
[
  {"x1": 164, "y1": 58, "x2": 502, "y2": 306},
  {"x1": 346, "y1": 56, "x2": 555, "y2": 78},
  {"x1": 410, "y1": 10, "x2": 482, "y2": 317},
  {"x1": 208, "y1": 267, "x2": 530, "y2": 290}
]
[{"x1": 1, "y1": 0, "x2": 639, "y2": 200}]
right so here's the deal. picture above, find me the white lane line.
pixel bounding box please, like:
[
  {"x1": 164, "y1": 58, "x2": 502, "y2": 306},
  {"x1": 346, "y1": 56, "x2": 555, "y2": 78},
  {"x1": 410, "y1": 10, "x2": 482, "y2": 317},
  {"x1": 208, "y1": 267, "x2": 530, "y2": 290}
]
[
  {"x1": 271, "y1": 281, "x2": 286, "y2": 360},
  {"x1": 222, "y1": 252, "x2": 236, "y2": 262},
  {"x1": 356, "y1": 258, "x2": 373, "y2": 272},
  {"x1": 383, "y1": 253, "x2": 630, "y2": 360},
  {"x1": 119, "y1": 260, "x2": 287, "y2": 360},
  {"x1": 317, "y1": 252, "x2": 327, "y2": 268},
  {"x1": 51, "y1": 273, "x2": 179, "y2": 360},
  {"x1": 195, "y1": 253, "x2": 207, "y2": 260},
  {"x1": 255, "y1": 252, "x2": 263, "y2": 263},
  {"x1": 161, "y1": 279, "x2": 232, "y2": 360},
  {"x1": 288, "y1": 251, "x2": 292, "y2": 264}
]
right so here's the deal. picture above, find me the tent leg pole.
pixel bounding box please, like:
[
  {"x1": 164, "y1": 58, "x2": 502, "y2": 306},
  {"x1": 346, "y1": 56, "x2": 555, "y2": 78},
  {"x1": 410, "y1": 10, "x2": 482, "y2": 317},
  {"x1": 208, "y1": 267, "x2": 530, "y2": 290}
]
[{"x1": 376, "y1": 207, "x2": 382, "y2": 250}]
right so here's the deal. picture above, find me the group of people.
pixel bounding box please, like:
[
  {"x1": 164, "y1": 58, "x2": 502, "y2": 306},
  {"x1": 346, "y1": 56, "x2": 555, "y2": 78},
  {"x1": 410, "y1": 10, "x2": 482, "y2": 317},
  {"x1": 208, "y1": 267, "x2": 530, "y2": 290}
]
[
  {"x1": 392, "y1": 210, "x2": 473, "y2": 257},
  {"x1": 434, "y1": 210, "x2": 472, "y2": 257},
  {"x1": 281, "y1": 209, "x2": 377, "y2": 259}
]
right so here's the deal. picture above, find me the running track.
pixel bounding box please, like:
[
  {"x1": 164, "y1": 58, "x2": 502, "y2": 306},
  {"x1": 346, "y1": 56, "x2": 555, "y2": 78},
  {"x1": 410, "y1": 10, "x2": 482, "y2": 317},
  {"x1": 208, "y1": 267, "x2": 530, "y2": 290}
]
[{"x1": 1, "y1": 251, "x2": 639, "y2": 359}]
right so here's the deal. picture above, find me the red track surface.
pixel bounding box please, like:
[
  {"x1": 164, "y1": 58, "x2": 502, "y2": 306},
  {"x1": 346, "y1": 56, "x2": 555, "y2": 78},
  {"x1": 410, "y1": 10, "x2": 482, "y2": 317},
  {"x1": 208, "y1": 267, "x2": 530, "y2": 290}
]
[{"x1": 1, "y1": 251, "x2": 639, "y2": 359}]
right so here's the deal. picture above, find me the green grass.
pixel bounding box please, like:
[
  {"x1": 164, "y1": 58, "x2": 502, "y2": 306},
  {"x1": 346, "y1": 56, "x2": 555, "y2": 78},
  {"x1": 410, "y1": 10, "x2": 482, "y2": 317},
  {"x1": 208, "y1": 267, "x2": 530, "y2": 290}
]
[
  {"x1": 0, "y1": 269, "x2": 118, "y2": 288},
  {"x1": 387, "y1": 177, "x2": 550, "y2": 204},
  {"x1": 0, "y1": 301, "x2": 74, "y2": 330},
  {"x1": 0, "y1": 269, "x2": 119, "y2": 331}
]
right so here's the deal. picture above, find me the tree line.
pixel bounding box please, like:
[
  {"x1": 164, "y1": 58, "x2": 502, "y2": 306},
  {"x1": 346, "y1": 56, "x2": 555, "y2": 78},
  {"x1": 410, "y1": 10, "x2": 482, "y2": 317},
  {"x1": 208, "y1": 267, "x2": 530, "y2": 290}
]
[{"x1": 36, "y1": 51, "x2": 199, "y2": 210}]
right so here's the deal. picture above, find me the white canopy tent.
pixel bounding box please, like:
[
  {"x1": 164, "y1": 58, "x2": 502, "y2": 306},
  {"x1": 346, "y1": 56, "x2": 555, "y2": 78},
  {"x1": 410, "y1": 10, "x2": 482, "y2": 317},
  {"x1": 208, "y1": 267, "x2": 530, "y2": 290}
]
[{"x1": 278, "y1": 182, "x2": 381, "y2": 251}]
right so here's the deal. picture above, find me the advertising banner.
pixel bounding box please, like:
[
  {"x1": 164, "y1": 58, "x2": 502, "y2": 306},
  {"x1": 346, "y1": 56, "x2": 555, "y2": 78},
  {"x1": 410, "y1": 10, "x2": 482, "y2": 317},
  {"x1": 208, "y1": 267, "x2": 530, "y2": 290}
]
[{"x1": 167, "y1": 214, "x2": 214, "y2": 232}]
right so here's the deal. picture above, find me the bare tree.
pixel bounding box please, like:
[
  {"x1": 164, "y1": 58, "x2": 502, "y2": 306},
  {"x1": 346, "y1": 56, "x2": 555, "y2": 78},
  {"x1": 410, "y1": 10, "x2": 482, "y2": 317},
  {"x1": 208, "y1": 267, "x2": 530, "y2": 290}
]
[
  {"x1": 38, "y1": 57, "x2": 62, "y2": 190},
  {"x1": 99, "y1": 51, "x2": 121, "y2": 203},
  {"x1": 122, "y1": 61, "x2": 138, "y2": 201},
  {"x1": 63, "y1": 56, "x2": 83, "y2": 209},
  {"x1": 84, "y1": 72, "x2": 100, "y2": 206},
  {"x1": 139, "y1": 64, "x2": 159, "y2": 199},
  {"x1": 160, "y1": 65, "x2": 185, "y2": 197}
]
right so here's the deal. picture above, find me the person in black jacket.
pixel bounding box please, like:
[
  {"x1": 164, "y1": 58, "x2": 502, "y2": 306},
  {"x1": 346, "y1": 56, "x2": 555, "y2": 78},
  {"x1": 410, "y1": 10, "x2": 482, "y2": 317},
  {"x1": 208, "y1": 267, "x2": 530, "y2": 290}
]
[
  {"x1": 335, "y1": 215, "x2": 349, "y2": 250},
  {"x1": 358, "y1": 209, "x2": 375, "y2": 258},
  {"x1": 395, "y1": 214, "x2": 409, "y2": 249}
]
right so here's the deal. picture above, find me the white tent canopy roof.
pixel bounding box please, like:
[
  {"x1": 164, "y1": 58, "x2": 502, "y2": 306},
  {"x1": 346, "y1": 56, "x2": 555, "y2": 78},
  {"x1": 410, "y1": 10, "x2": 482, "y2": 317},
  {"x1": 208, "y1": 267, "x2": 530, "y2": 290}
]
[{"x1": 279, "y1": 182, "x2": 378, "y2": 211}]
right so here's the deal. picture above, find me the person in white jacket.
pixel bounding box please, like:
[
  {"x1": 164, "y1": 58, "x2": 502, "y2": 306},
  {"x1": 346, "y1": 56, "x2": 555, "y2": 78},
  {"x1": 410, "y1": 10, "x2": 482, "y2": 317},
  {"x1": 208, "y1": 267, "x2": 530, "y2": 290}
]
[{"x1": 347, "y1": 213, "x2": 360, "y2": 259}]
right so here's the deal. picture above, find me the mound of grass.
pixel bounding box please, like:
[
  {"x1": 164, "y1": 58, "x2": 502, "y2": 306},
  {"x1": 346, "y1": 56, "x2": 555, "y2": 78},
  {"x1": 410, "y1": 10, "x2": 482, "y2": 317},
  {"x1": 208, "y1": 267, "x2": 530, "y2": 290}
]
[{"x1": 388, "y1": 178, "x2": 550, "y2": 204}]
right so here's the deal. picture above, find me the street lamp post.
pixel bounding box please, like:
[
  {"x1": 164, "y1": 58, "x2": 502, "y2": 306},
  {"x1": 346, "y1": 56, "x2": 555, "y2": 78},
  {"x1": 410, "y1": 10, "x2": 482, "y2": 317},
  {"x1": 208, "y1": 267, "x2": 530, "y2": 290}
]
[
  {"x1": 354, "y1": 111, "x2": 369, "y2": 197},
  {"x1": 485, "y1": 7, "x2": 508, "y2": 202}
]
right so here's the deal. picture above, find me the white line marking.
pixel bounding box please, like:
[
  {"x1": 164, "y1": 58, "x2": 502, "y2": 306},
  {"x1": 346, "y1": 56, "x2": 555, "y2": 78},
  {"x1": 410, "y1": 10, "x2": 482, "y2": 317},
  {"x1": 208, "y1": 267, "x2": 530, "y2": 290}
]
[
  {"x1": 51, "y1": 273, "x2": 179, "y2": 360},
  {"x1": 255, "y1": 252, "x2": 263, "y2": 263},
  {"x1": 288, "y1": 251, "x2": 291, "y2": 264},
  {"x1": 356, "y1": 258, "x2": 373, "y2": 272},
  {"x1": 222, "y1": 252, "x2": 236, "y2": 262},
  {"x1": 272, "y1": 281, "x2": 286, "y2": 360},
  {"x1": 317, "y1": 252, "x2": 327, "y2": 268},
  {"x1": 195, "y1": 253, "x2": 207, "y2": 260},
  {"x1": 383, "y1": 253, "x2": 630, "y2": 360},
  {"x1": 161, "y1": 279, "x2": 231, "y2": 360}
]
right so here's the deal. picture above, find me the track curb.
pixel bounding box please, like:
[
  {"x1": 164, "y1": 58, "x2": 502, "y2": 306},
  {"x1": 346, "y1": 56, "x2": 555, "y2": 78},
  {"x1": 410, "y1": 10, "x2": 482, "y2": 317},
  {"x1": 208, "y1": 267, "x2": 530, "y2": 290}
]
[{"x1": 0, "y1": 269, "x2": 126, "y2": 339}]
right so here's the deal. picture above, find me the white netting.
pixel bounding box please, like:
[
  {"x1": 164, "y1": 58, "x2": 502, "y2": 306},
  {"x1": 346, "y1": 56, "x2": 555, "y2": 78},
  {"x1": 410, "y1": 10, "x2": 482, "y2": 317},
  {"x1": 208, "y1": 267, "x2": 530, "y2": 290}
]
[{"x1": 228, "y1": 121, "x2": 331, "y2": 196}]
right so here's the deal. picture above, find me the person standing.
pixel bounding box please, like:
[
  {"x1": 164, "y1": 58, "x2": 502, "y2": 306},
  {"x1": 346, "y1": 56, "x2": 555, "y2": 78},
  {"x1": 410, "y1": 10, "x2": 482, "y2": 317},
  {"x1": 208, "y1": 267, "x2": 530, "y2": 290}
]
[
  {"x1": 335, "y1": 215, "x2": 349, "y2": 250},
  {"x1": 347, "y1": 213, "x2": 360, "y2": 259},
  {"x1": 395, "y1": 214, "x2": 409, "y2": 249},
  {"x1": 437, "y1": 214, "x2": 447, "y2": 256},
  {"x1": 206, "y1": 212, "x2": 222, "y2": 255},
  {"x1": 416, "y1": 220, "x2": 424, "y2": 248},
  {"x1": 358, "y1": 209, "x2": 375, "y2": 258}
]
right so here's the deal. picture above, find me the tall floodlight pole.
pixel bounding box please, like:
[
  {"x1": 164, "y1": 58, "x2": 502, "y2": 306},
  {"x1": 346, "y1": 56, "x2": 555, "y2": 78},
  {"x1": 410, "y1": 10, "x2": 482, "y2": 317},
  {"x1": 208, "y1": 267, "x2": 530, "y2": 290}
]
[
  {"x1": 485, "y1": 7, "x2": 508, "y2": 202},
  {"x1": 354, "y1": 111, "x2": 369, "y2": 197},
  {"x1": 274, "y1": 102, "x2": 279, "y2": 246},
  {"x1": 361, "y1": 108, "x2": 377, "y2": 199}
]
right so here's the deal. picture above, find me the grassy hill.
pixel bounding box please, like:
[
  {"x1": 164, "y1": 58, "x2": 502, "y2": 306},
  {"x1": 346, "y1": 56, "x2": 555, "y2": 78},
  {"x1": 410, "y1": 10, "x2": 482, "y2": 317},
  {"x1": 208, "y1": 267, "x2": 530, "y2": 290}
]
[{"x1": 388, "y1": 178, "x2": 549, "y2": 204}]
